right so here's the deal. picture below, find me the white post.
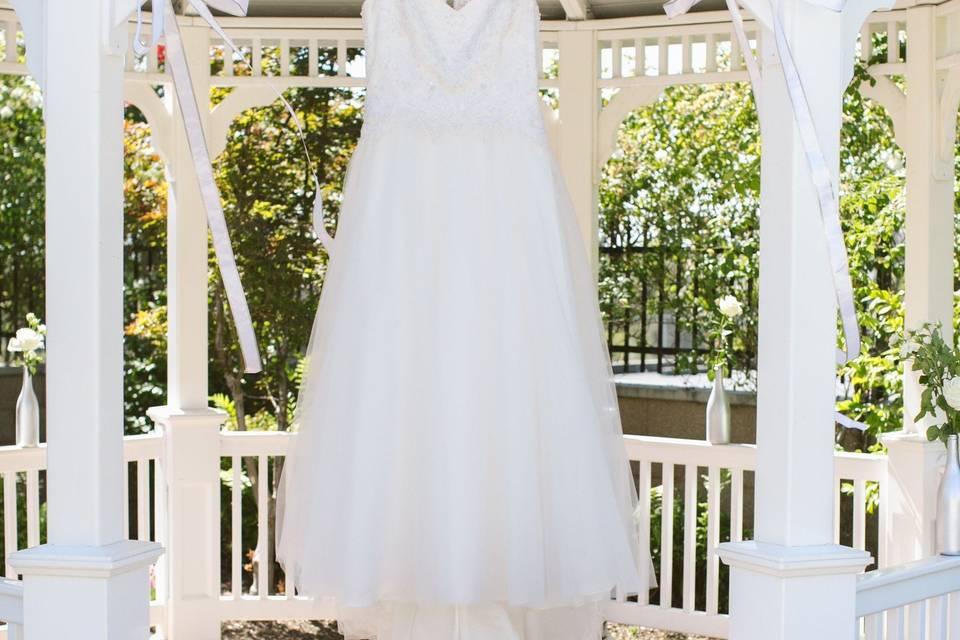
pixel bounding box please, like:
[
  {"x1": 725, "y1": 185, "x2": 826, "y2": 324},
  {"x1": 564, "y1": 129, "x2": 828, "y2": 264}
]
[
  {"x1": 149, "y1": 20, "x2": 227, "y2": 640},
  {"x1": 557, "y1": 29, "x2": 600, "y2": 274},
  {"x1": 718, "y1": 3, "x2": 874, "y2": 638},
  {"x1": 7, "y1": 1, "x2": 161, "y2": 638},
  {"x1": 881, "y1": 4, "x2": 953, "y2": 625}
]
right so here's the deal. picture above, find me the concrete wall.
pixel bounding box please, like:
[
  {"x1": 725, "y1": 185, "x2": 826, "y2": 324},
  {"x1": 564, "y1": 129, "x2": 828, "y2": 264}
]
[{"x1": 616, "y1": 378, "x2": 757, "y2": 443}]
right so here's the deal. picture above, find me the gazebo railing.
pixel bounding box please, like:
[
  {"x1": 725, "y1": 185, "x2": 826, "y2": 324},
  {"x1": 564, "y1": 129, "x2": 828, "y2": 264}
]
[
  {"x1": 856, "y1": 555, "x2": 960, "y2": 639},
  {"x1": 601, "y1": 436, "x2": 887, "y2": 638},
  {"x1": 0, "y1": 428, "x2": 889, "y2": 638}
]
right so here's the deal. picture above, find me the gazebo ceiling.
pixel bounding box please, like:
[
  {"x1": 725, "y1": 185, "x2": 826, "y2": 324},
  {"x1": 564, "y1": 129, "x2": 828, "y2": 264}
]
[{"x1": 219, "y1": 0, "x2": 727, "y2": 20}]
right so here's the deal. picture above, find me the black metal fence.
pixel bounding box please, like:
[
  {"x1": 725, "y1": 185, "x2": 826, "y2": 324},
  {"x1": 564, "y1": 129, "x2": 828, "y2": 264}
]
[{"x1": 600, "y1": 242, "x2": 757, "y2": 375}]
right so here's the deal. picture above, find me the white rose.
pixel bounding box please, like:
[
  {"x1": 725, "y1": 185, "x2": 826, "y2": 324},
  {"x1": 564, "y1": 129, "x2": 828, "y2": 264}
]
[
  {"x1": 10, "y1": 328, "x2": 43, "y2": 353},
  {"x1": 944, "y1": 377, "x2": 960, "y2": 411},
  {"x1": 717, "y1": 295, "x2": 743, "y2": 319},
  {"x1": 25, "y1": 313, "x2": 37, "y2": 324},
  {"x1": 0, "y1": 106, "x2": 13, "y2": 120},
  {"x1": 654, "y1": 149, "x2": 669, "y2": 163}
]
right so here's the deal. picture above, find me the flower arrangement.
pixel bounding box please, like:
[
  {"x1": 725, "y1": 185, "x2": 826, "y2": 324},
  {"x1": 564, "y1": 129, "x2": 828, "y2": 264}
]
[
  {"x1": 7, "y1": 313, "x2": 46, "y2": 375},
  {"x1": 710, "y1": 294, "x2": 743, "y2": 375},
  {"x1": 905, "y1": 323, "x2": 960, "y2": 443}
]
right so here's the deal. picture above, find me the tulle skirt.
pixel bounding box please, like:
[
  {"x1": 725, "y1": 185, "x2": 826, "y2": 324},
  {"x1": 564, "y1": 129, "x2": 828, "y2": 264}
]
[{"x1": 276, "y1": 125, "x2": 646, "y2": 640}]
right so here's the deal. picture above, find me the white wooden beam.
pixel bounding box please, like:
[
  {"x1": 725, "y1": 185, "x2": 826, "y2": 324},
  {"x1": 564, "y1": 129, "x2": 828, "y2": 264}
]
[{"x1": 559, "y1": 0, "x2": 589, "y2": 20}]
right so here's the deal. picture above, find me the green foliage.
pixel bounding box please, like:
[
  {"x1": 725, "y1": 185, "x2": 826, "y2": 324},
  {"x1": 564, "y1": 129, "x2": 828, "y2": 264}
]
[
  {"x1": 122, "y1": 115, "x2": 169, "y2": 434},
  {"x1": 598, "y1": 82, "x2": 760, "y2": 376},
  {"x1": 0, "y1": 77, "x2": 45, "y2": 357},
  {"x1": 904, "y1": 323, "x2": 960, "y2": 443},
  {"x1": 834, "y1": 59, "x2": 906, "y2": 447}
]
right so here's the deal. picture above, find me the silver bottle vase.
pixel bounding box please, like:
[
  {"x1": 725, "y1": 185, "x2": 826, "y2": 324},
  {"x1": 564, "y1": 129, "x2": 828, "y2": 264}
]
[
  {"x1": 15, "y1": 366, "x2": 39, "y2": 448},
  {"x1": 937, "y1": 434, "x2": 960, "y2": 555},
  {"x1": 706, "y1": 365, "x2": 731, "y2": 445}
]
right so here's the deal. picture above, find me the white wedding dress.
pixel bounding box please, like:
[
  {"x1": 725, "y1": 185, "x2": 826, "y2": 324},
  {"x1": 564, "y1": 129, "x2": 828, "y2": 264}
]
[{"x1": 275, "y1": 0, "x2": 646, "y2": 638}]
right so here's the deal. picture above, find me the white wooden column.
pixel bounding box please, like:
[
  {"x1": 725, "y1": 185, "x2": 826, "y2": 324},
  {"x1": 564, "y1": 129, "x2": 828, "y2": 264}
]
[
  {"x1": 901, "y1": 6, "x2": 954, "y2": 438},
  {"x1": 150, "y1": 20, "x2": 227, "y2": 640},
  {"x1": 7, "y1": 1, "x2": 161, "y2": 638},
  {"x1": 881, "y1": 4, "x2": 954, "y2": 615},
  {"x1": 168, "y1": 22, "x2": 213, "y2": 409},
  {"x1": 718, "y1": 2, "x2": 880, "y2": 638},
  {"x1": 557, "y1": 29, "x2": 600, "y2": 274}
]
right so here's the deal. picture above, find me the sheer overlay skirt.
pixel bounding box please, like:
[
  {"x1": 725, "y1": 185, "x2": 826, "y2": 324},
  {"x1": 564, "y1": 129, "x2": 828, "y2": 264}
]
[{"x1": 276, "y1": 127, "x2": 646, "y2": 640}]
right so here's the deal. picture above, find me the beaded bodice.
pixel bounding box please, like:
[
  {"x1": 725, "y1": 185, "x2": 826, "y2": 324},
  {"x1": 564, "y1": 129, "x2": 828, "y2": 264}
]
[{"x1": 360, "y1": 0, "x2": 546, "y2": 141}]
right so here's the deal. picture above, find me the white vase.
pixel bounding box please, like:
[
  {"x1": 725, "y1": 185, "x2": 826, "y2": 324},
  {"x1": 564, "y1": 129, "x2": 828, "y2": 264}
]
[
  {"x1": 937, "y1": 434, "x2": 960, "y2": 555},
  {"x1": 706, "y1": 365, "x2": 731, "y2": 445},
  {"x1": 15, "y1": 366, "x2": 39, "y2": 448}
]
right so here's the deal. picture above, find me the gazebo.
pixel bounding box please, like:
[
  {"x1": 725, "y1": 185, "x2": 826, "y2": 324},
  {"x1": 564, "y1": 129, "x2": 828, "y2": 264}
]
[{"x1": 0, "y1": 0, "x2": 958, "y2": 638}]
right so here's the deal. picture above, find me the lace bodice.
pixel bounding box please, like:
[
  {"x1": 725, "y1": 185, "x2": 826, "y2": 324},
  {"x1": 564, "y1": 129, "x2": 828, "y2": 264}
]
[{"x1": 360, "y1": 0, "x2": 546, "y2": 142}]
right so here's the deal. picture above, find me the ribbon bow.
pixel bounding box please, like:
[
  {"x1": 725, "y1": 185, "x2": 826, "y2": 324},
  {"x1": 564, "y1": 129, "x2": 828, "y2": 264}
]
[
  {"x1": 663, "y1": 0, "x2": 865, "y2": 429},
  {"x1": 133, "y1": 0, "x2": 336, "y2": 374}
]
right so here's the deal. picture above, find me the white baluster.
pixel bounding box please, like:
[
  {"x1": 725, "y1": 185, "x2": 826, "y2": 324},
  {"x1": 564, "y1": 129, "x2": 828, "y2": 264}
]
[
  {"x1": 252, "y1": 38, "x2": 262, "y2": 76},
  {"x1": 860, "y1": 24, "x2": 873, "y2": 62},
  {"x1": 224, "y1": 42, "x2": 234, "y2": 76},
  {"x1": 257, "y1": 455, "x2": 269, "y2": 598},
  {"x1": 25, "y1": 471, "x2": 38, "y2": 549},
  {"x1": 834, "y1": 473, "x2": 842, "y2": 545},
  {"x1": 148, "y1": 41, "x2": 159, "y2": 73},
  {"x1": 705, "y1": 466, "x2": 720, "y2": 615},
  {"x1": 137, "y1": 460, "x2": 150, "y2": 542},
  {"x1": 706, "y1": 33, "x2": 717, "y2": 73},
  {"x1": 657, "y1": 37, "x2": 667, "y2": 76},
  {"x1": 886, "y1": 606, "x2": 904, "y2": 639},
  {"x1": 730, "y1": 33, "x2": 742, "y2": 71},
  {"x1": 309, "y1": 39, "x2": 319, "y2": 77},
  {"x1": 153, "y1": 453, "x2": 168, "y2": 606},
  {"x1": 337, "y1": 39, "x2": 347, "y2": 77},
  {"x1": 612, "y1": 40, "x2": 622, "y2": 79},
  {"x1": 948, "y1": 591, "x2": 960, "y2": 638},
  {"x1": 3, "y1": 472, "x2": 16, "y2": 578},
  {"x1": 280, "y1": 39, "x2": 291, "y2": 77},
  {"x1": 731, "y1": 468, "x2": 744, "y2": 542},
  {"x1": 637, "y1": 460, "x2": 652, "y2": 605},
  {"x1": 122, "y1": 461, "x2": 130, "y2": 539},
  {"x1": 4, "y1": 22, "x2": 16, "y2": 63},
  {"x1": 930, "y1": 595, "x2": 948, "y2": 640},
  {"x1": 660, "y1": 463, "x2": 674, "y2": 608},
  {"x1": 232, "y1": 455, "x2": 242, "y2": 598},
  {"x1": 681, "y1": 36, "x2": 692, "y2": 74},
  {"x1": 682, "y1": 464, "x2": 697, "y2": 612},
  {"x1": 853, "y1": 479, "x2": 866, "y2": 551},
  {"x1": 886, "y1": 22, "x2": 898, "y2": 63}
]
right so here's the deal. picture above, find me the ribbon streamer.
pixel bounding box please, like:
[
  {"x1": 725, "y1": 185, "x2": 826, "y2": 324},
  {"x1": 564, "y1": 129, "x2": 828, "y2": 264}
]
[
  {"x1": 663, "y1": 0, "x2": 867, "y2": 429},
  {"x1": 133, "y1": 0, "x2": 337, "y2": 373}
]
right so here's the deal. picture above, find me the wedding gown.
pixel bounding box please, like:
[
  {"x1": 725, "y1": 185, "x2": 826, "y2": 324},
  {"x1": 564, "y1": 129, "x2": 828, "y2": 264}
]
[{"x1": 275, "y1": 0, "x2": 646, "y2": 638}]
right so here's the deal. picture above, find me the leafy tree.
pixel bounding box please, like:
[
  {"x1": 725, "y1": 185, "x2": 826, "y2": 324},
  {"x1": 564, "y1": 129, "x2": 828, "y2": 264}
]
[
  {"x1": 123, "y1": 112, "x2": 169, "y2": 434},
  {"x1": 0, "y1": 77, "x2": 44, "y2": 352},
  {"x1": 599, "y1": 82, "x2": 760, "y2": 377}
]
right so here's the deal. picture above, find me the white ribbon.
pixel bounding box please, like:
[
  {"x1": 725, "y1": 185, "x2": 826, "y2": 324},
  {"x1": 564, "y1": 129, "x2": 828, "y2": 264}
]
[
  {"x1": 663, "y1": 0, "x2": 866, "y2": 429},
  {"x1": 133, "y1": 0, "x2": 336, "y2": 374}
]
